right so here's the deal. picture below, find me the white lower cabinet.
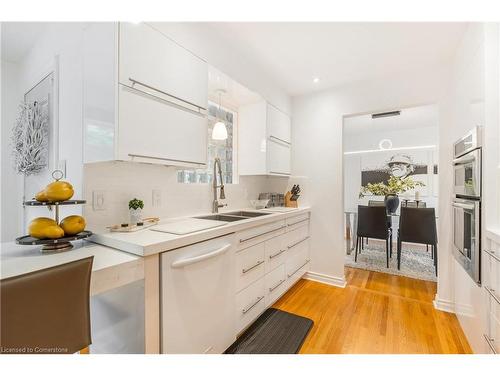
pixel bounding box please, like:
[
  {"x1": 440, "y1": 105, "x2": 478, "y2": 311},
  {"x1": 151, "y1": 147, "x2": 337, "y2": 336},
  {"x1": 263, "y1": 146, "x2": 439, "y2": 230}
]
[
  {"x1": 161, "y1": 234, "x2": 235, "y2": 354},
  {"x1": 265, "y1": 264, "x2": 287, "y2": 306},
  {"x1": 234, "y1": 213, "x2": 310, "y2": 336},
  {"x1": 236, "y1": 242, "x2": 266, "y2": 292},
  {"x1": 236, "y1": 278, "x2": 266, "y2": 333},
  {"x1": 160, "y1": 212, "x2": 310, "y2": 352}
]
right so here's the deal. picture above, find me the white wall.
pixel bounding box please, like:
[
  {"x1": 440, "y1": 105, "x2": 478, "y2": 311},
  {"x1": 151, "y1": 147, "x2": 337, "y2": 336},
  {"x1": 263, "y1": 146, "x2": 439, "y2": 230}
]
[
  {"x1": 1, "y1": 60, "x2": 24, "y2": 242},
  {"x1": 83, "y1": 161, "x2": 307, "y2": 232},
  {"x1": 292, "y1": 65, "x2": 449, "y2": 285},
  {"x1": 439, "y1": 23, "x2": 500, "y2": 353},
  {"x1": 1, "y1": 23, "x2": 87, "y2": 242}
]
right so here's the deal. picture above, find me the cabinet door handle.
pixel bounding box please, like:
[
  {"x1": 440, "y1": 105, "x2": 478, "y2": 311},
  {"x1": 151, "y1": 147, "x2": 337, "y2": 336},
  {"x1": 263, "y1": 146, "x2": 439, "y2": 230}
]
[
  {"x1": 287, "y1": 218, "x2": 309, "y2": 227},
  {"x1": 242, "y1": 295, "x2": 265, "y2": 314},
  {"x1": 269, "y1": 135, "x2": 291, "y2": 145},
  {"x1": 485, "y1": 286, "x2": 500, "y2": 305},
  {"x1": 269, "y1": 279, "x2": 285, "y2": 292},
  {"x1": 128, "y1": 153, "x2": 206, "y2": 167},
  {"x1": 171, "y1": 244, "x2": 231, "y2": 268},
  {"x1": 239, "y1": 226, "x2": 286, "y2": 243},
  {"x1": 287, "y1": 259, "x2": 310, "y2": 278},
  {"x1": 128, "y1": 77, "x2": 207, "y2": 111},
  {"x1": 484, "y1": 334, "x2": 497, "y2": 354},
  {"x1": 484, "y1": 249, "x2": 500, "y2": 263},
  {"x1": 269, "y1": 249, "x2": 286, "y2": 259},
  {"x1": 288, "y1": 236, "x2": 310, "y2": 249},
  {"x1": 242, "y1": 260, "x2": 265, "y2": 274}
]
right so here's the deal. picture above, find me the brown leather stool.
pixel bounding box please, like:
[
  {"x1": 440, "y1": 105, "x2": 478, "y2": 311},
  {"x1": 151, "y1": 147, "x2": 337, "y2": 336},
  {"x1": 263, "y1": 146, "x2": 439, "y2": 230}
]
[{"x1": 1, "y1": 256, "x2": 93, "y2": 354}]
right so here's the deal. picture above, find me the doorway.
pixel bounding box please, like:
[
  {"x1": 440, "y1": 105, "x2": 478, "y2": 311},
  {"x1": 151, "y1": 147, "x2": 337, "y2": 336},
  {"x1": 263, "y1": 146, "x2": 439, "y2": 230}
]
[{"x1": 342, "y1": 104, "x2": 439, "y2": 281}]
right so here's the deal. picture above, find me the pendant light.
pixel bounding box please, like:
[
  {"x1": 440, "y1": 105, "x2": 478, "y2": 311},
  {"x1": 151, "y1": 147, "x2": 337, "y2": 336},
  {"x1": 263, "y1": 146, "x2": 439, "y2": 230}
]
[{"x1": 212, "y1": 89, "x2": 228, "y2": 140}]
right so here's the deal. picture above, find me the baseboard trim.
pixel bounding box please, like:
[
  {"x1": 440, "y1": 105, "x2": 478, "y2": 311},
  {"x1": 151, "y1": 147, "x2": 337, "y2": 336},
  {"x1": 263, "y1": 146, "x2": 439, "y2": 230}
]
[
  {"x1": 433, "y1": 297, "x2": 455, "y2": 313},
  {"x1": 304, "y1": 271, "x2": 347, "y2": 288}
]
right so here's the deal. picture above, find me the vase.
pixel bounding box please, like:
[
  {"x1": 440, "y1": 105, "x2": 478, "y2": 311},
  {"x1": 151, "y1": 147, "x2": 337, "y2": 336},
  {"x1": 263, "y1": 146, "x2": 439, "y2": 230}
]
[
  {"x1": 384, "y1": 194, "x2": 399, "y2": 214},
  {"x1": 130, "y1": 208, "x2": 142, "y2": 225}
]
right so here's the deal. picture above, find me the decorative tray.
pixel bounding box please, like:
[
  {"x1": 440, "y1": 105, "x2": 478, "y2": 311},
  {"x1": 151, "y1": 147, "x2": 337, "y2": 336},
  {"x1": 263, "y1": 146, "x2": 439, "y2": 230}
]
[
  {"x1": 23, "y1": 199, "x2": 86, "y2": 206},
  {"x1": 16, "y1": 231, "x2": 93, "y2": 252}
]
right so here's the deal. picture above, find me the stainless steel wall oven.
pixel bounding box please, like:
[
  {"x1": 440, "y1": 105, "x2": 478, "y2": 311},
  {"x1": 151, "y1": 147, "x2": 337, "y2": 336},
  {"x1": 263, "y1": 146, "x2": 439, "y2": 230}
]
[{"x1": 452, "y1": 127, "x2": 482, "y2": 284}]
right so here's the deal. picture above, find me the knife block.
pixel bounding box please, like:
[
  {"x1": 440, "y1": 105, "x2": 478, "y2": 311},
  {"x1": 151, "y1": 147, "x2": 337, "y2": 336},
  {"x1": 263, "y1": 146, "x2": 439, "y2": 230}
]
[{"x1": 285, "y1": 191, "x2": 298, "y2": 208}]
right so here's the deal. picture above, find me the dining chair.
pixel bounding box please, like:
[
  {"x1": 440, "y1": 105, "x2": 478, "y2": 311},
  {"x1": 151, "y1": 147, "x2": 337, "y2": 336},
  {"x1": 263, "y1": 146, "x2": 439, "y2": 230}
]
[
  {"x1": 1, "y1": 256, "x2": 94, "y2": 354},
  {"x1": 356, "y1": 205, "x2": 392, "y2": 267},
  {"x1": 397, "y1": 207, "x2": 437, "y2": 275},
  {"x1": 404, "y1": 201, "x2": 427, "y2": 208},
  {"x1": 367, "y1": 200, "x2": 393, "y2": 250}
]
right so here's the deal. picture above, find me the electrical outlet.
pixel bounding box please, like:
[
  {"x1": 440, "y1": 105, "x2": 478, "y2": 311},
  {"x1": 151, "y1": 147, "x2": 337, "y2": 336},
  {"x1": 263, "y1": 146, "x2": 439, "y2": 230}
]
[
  {"x1": 93, "y1": 190, "x2": 106, "y2": 211},
  {"x1": 152, "y1": 189, "x2": 162, "y2": 207}
]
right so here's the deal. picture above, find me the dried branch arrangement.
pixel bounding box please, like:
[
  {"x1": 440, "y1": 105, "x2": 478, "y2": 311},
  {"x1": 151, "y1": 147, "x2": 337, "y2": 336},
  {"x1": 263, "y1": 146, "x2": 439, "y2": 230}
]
[{"x1": 11, "y1": 101, "x2": 49, "y2": 176}]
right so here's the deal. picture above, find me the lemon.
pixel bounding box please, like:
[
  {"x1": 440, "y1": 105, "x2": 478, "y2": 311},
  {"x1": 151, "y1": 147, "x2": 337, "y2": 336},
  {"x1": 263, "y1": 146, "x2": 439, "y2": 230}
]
[
  {"x1": 35, "y1": 190, "x2": 49, "y2": 202},
  {"x1": 28, "y1": 217, "x2": 63, "y2": 239},
  {"x1": 44, "y1": 181, "x2": 74, "y2": 202},
  {"x1": 60, "y1": 215, "x2": 86, "y2": 236}
]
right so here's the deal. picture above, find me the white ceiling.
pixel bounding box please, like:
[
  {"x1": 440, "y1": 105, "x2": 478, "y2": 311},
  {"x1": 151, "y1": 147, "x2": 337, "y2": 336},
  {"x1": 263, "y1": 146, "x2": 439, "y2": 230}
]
[
  {"x1": 1, "y1": 22, "x2": 48, "y2": 62},
  {"x1": 204, "y1": 22, "x2": 468, "y2": 96},
  {"x1": 343, "y1": 104, "x2": 438, "y2": 136}
]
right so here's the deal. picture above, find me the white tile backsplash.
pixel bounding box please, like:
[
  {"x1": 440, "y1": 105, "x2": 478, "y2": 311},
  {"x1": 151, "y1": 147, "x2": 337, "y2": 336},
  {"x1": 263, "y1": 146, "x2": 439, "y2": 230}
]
[{"x1": 83, "y1": 161, "x2": 308, "y2": 231}]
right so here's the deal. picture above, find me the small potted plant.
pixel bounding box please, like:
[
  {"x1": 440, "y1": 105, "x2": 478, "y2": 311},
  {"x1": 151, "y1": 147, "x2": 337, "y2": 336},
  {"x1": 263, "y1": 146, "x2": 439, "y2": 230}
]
[
  {"x1": 359, "y1": 176, "x2": 425, "y2": 213},
  {"x1": 128, "y1": 198, "x2": 144, "y2": 225}
]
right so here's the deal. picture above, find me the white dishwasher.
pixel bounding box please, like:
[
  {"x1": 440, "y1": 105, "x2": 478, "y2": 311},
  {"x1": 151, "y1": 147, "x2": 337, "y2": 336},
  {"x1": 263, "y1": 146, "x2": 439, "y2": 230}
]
[{"x1": 161, "y1": 234, "x2": 236, "y2": 353}]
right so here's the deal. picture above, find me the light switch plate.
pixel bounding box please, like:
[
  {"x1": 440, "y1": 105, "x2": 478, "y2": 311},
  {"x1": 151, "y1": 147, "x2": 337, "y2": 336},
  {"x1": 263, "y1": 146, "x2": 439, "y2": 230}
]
[
  {"x1": 152, "y1": 189, "x2": 162, "y2": 207},
  {"x1": 93, "y1": 190, "x2": 106, "y2": 211}
]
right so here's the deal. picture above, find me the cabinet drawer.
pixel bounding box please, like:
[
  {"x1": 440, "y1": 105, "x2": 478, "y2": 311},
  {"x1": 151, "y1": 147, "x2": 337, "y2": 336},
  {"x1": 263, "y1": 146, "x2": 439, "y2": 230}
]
[
  {"x1": 286, "y1": 240, "x2": 310, "y2": 288},
  {"x1": 236, "y1": 278, "x2": 266, "y2": 334},
  {"x1": 286, "y1": 213, "x2": 309, "y2": 228},
  {"x1": 285, "y1": 224, "x2": 310, "y2": 248},
  {"x1": 265, "y1": 264, "x2": 287, "y2": 306},
  {"x1": 265, "y1": 234, "x2": 287, "y2": 272},
  {"x1": 118, "y1": 85, "x2": 207, "y2": 166},
  {"x1": 237, "y1": 220, "x2": 286, "y2": 250},
  {"x1": 235, "y1": 242, "x2": 266, "y2": 292},
  {"x1": 267, "y1": 104, "x2": 291, "y2": 144},
  {"x1": 267, "y1": 138, "x2": 291, "y2": 175},
  {"x1": 487, "y1": 312, "x2": 500, "y2": 353}
]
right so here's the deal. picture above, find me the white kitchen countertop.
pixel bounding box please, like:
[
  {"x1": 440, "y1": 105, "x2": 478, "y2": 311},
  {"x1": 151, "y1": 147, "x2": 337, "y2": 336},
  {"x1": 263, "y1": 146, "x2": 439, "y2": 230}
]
[
  {"x1": 0, "y1": 240, "x2": 144, "y2": 296},
  {"x1": 90, "y1": 206, "x2": 311, "y2": 257}
]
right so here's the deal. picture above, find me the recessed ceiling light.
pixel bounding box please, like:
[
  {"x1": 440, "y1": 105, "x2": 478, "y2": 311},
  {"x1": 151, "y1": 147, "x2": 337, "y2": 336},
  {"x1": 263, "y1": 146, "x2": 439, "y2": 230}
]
[{"x1": 313, "y1": 77, "x2": 320, "y2": 83}]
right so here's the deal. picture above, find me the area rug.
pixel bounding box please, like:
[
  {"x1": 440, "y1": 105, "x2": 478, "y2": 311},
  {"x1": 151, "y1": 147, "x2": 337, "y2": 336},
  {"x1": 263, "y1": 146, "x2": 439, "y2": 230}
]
[{"x1": 345, "y1": 239, "x2": 437, "y2": 281}]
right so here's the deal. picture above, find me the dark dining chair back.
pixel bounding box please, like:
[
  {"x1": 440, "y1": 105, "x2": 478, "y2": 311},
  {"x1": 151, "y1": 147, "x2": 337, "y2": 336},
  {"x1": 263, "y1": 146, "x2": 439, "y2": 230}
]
[
  {"x1": 398, "y1": 207, "x2": 436, "y2": 245},
  {"x1": 357, "y1": 205, "x2": 389, "y2": 239},
  {"x1": 1, "y1": 256, "x2": 93, "y2": 354},
  {"x1": 404, "y1": 201, "x2": 427, "y2": 208},
  {"x1": 356, "y1": 205, "x2": 391, "y2": 267},
  {"x1": 397, "y1": 207, "x2": 437, "y2": 275}
]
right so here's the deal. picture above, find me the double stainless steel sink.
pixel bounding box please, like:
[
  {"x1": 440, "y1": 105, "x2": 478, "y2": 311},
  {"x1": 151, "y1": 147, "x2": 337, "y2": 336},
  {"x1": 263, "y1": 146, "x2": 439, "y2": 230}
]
[{"x1": 196, "y1": 211, "x2": 271, "y2": 222}]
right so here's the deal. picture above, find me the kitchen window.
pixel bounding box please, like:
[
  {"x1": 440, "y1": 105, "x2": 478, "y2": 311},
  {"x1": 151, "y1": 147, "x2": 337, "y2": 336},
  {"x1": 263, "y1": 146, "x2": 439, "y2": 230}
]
[{"x1": 177, "y1": 102, "x2": 237, "y2": 184}]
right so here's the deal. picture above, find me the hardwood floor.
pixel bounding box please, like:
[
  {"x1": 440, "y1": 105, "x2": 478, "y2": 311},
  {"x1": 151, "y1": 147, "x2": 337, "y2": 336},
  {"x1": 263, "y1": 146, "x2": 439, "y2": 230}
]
[{"x1": 272, "y1": 267, "x2": 472, "y2": 354}]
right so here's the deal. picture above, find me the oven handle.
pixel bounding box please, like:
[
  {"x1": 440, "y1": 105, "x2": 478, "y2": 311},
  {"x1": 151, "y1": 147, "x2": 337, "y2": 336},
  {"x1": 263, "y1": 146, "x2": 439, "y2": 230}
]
[{"x1": 452, "y1": 202, "x2": 476, "y2": 210}]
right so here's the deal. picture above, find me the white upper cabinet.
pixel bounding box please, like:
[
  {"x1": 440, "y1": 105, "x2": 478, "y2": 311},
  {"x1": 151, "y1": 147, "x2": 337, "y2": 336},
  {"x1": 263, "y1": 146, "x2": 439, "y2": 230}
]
[
  {"x1": 119, "y1": 22, "x2": 208, "y2": 110},
  {"x1": 83, "y1": 22, "x2": 209, "y2": 167},
  {"x1": 267, "y1": 104, "x2": 291, "y2": 144},
  {"x1": 239, "y1": 100, "x2": 292, "y2": 176},
  {"x1": 118, "y1": 86, "x2": 207, "y2": 166}
]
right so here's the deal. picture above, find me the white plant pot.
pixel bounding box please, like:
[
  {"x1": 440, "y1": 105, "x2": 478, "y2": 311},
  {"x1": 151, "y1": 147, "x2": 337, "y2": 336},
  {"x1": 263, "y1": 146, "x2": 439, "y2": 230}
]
[{"x1": 130, "y1": 208, "x2": 142, "y2": 225}]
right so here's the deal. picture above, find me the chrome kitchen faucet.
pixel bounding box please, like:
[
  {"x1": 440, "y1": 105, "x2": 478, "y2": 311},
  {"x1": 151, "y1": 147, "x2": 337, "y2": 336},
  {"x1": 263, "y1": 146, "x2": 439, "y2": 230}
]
[{"x1": 212, "y1": 157, "x2": 227, "y2": 213}]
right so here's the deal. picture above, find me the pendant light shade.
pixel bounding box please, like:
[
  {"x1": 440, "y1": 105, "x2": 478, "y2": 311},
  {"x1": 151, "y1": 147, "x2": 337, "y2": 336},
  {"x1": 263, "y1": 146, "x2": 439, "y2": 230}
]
[
  {"x1": 212, "y1": 121, "x2": 228, "y2": 140},
  {"x1": 212, "y1": 89, "x2": 228, "y2": 141}
]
